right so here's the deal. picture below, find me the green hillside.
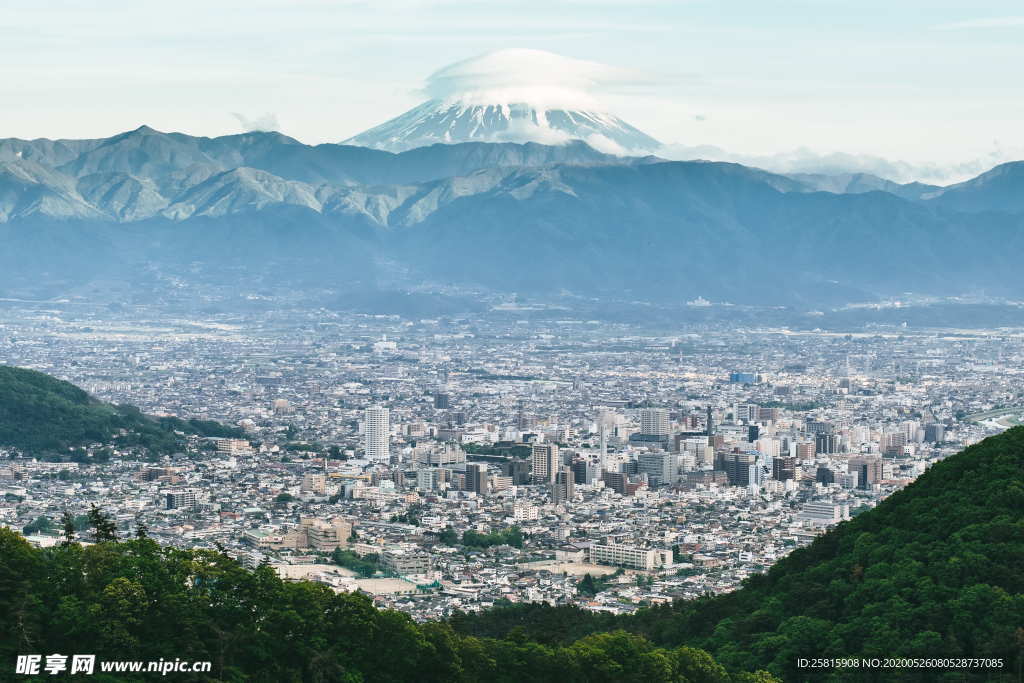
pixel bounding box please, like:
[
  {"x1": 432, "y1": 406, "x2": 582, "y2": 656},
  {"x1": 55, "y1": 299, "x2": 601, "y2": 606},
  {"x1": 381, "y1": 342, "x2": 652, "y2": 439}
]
[
  {"x1": 451, "y1": 428, "x2": 1024, "y2": 681},
  {"x1": 0, "y1": 365, "x2": 243, "y2": 455},
  {"x1": 0, "y1": 527, "x2": 773, "y2": 683}
]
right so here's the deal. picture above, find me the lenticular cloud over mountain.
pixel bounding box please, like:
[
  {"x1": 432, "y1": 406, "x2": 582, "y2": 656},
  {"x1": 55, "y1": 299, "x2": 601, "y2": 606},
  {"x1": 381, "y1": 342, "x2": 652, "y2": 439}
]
[
  {"x1": 344, "y1": 49, "x2": 660, "y2": 154},
  {"x1": 423, "y1": 48, "x2": 634, "y2": 109}
]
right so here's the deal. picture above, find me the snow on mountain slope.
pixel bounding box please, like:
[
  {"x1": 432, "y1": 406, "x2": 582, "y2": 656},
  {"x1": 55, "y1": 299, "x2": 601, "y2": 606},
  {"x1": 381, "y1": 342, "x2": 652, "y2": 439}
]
[{"x1": 344, "y1": 49, "x2": 660, "y2": 154}]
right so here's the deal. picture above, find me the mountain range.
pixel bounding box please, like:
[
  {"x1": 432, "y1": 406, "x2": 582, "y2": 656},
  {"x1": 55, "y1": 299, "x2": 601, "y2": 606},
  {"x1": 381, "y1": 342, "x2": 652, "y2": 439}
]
[{"x1": 2, "y1": 125, "x2": 1024, "y2": 308}]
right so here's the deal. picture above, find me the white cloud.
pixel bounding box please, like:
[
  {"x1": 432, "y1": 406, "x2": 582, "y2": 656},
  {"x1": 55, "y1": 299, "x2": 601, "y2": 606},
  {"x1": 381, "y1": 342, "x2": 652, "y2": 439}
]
[
  {"x1": 231, "y1": 112, "x2": 280, "y2": 132},
  {"x1": 422, "y1": 48, "x2": 651, "y2": 110},
  {"x1": 657, "y1": 143, "x2": 1024, "y2": 185}
]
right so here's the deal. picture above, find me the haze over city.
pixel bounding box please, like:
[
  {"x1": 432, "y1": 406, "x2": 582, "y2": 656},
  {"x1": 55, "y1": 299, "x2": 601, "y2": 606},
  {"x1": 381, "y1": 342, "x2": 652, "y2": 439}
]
[{"x1": 1, "y1": 2, "x2": 1022, "y2": 682}]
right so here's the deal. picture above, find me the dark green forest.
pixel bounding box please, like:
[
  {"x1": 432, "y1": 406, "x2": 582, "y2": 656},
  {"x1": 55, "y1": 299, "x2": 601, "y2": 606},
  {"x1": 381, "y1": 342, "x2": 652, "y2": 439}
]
[
  {"x1": 451, "y1": 427, "x2": 1024, "y2": 681},
  {"x1": 0, "y1": 527, "x2": 772, "y2": 682},
  {"x1": 0, "y1": 365, "x2": 244, "y2": 455}
]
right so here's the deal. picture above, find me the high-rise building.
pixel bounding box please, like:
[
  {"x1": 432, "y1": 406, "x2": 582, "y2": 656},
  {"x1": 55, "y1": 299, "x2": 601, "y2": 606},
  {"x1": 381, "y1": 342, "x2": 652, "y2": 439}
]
[
  {"x1": 516, "y1": 400, "x2": 533, "y2": 431},
  {"x1": 601, "y1": 471, "x2": 628, "y2": 495},
  {"x1": 530, "y1": 443, "x2": 559, "y2": 484},
  {"x1": 736, "y1": 403, "x2": 759, "y2": 423},
  {"x1": 772, "y1": 456, "x2": 797, "y2": 481},
  {"x1": 433, "y1": 392, "x2": 450, "y2": 410},
  {"x1": 501, "y1": 458, "x2": 532, "y2": 485},
  {"x1": 365, "y1": 406, "x2": 390, "y2": 462},
  {"x1": 848, "y1": 456, "x2": 883, "y2": 489},
  {"x1": 165, "y1": 489, "x2": 197, "y2": 510},
  {"x1": 815, "y1": 466, "x2": 835, "y2": 485},
  {"x1": 551, "y1": 466, "x2": 575, "y2": 504},
  {"x1": 924, "y1": 423, "x2": 945, "y2": 443},
  {"x1": 638, "y1": 452, "x2": 678, "y2": 487},
  {"x1": 881, "y1": 432, "x2": 907, "y2": 456},
  {"x1": 795, "y1": 442, "x2": 816, "y2": 460},
  {"x1": 466, "y1": 463, "x2": 488, "y2": 495},
  {"x1": 815, "y1": 433, "x2": 838, "y2": 455},
  {"x1": 723, "y1": 453, "x2": 759, "y2": 487},
  {"x1": 570, "y1": 459, "x2": 590, "y2": 485},
  {"x1": 639, "y1": 408, "x2": 670, "y2": 439}
]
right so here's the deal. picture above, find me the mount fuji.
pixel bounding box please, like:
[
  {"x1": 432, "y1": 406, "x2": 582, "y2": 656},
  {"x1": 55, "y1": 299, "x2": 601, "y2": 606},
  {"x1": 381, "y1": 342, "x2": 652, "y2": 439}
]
[{"x1": 343, "y1": 49, "x2": 661, "y2": 154}]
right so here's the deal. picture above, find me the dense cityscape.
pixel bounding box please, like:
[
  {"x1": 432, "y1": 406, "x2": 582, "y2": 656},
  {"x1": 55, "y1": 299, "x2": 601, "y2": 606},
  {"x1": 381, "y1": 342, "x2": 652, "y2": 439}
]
[{"x1": 2, "y1": 300, "x2": 1018, "y2": 622}]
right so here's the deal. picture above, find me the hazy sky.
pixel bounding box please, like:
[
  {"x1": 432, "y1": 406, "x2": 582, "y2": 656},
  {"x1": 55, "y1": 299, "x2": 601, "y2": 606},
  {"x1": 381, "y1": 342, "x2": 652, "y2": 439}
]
[{"x1": 4, "y1": 0, "x2": 1022, "y2": 167}]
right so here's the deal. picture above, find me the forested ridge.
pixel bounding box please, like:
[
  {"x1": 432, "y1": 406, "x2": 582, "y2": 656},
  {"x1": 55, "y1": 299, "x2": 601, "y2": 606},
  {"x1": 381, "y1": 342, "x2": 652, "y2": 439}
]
[
  {"x1": 451, "y1": 427, "x2": 1024, "y2": 681},
  {"x1": 0, "y1": 527, "x2": 772, "y2": 682},
  {"x1": 0, "y1": 365, "x2": 243, "y2": 455}
]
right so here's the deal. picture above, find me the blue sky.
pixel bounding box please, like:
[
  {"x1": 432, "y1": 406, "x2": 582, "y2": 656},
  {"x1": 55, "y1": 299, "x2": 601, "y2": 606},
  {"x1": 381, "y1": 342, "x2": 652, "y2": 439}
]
[{"x1": 3, "y1": 0, "x2": 1022, "y2": 169}]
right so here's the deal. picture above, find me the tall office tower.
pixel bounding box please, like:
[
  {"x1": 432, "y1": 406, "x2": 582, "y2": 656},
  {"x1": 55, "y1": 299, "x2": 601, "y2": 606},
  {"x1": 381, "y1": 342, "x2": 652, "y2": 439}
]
[
  {"x1": 815, "y1": 433, "x2": 838, "y2": 455},
  {"x1": 501, "y1": 458, "x2": 532, "y2": 485},
  {"x1": 364, "y1": 406, "x2": 390, "y2": 462},
  {"x1": 551, "y1": 466, "x2": 575, "y2": 504},
  {"x1": 466, "y1": 463, "x2": 488, "y2": 495},
  {"x1": 705, "y1": 405, "x2": 715, "y2": 436},
  {"x1": 638, "y1": 452, "x2": 678, "y2": 487},
  {"x1": 736, "y1": 403, "x2": 760, "y2": 423},
  {"x1": 795, "y1": 441, "x2": 816, "y2": 460},
  {"x1": 601, "y1": 470, "x2": 628, "y2": 495},
  {"x1": 748, "y1": 425, "x2": 760, "y2": 442},
  {"x1": 772, "y1": 455, "x2": 797, "y2": 481},
  {"x1": 639, "y1": 407, "x2": 670, "y2": 439},
  {"x1": 924, "y1": 423, "x2": 945, "y2": 443},
  {"x1": 531, "y1": 443, "x2": 559, "y2": 484},
  {"x1": 848, "y1": 456, "x2": 883, "y2": 489},
  {"x1": 881, "y1": 432, "x2": 907, "y2": 456},
  {"x1": 571, "y1": 459, "x2": 590, "y2": 485},
  {"x1": 723, "y1": 453, "x2": 759, "y2": 486},
  {"x1": 433, "y1": 392, "x2": 450, "y2": 410},
  {"x1": 516, "y1": 400, "x2": 534, "y2": 430},
  {"x1": 901, "y1": 420, "x2": 922, "y2": 443}
]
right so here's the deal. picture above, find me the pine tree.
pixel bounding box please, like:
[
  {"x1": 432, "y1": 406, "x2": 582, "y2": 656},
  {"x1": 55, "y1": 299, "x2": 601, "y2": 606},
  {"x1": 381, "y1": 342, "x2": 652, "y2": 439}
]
[
  {"x1": 60, "y1": 510, "x2": 76, "y2": 546},
  {"x1": 87, "y1": 504, "x2": 118, "y2": 543}
]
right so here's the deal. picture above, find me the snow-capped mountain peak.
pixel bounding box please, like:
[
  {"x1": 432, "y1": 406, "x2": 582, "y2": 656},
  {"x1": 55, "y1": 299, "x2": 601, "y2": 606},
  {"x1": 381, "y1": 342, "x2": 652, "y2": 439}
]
[{"x1": 343, "y1": 49, "x2": 660, "y2": 154}]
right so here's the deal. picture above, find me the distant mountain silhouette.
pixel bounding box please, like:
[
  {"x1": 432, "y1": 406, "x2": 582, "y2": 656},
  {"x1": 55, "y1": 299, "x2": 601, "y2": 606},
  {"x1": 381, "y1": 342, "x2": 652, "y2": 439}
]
[{"x1": 1, "y1": 127, "x2": 1023, "y2": 306}]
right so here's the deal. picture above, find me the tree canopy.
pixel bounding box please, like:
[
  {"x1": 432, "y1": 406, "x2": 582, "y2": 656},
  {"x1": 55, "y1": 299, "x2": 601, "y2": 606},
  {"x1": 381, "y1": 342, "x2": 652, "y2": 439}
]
[
  {"x1": 0, "y1": 365, "x2": 244, "y2": 456},
  {"x1": 451, "y1": 427, "x2": 1024, "y2": 681},
  {"x1": 0, "y1": 529, "x2": 768, "y2": 682}
]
